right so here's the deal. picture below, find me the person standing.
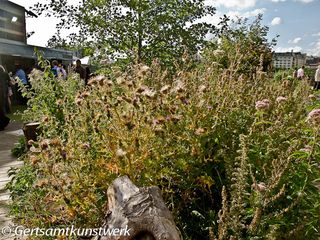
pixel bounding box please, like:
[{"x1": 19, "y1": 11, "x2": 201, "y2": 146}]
[
  {"x1": 297, "y1": 65, "x2": 305, "y2": 79},
  {"x1": 292, "y1": 67, "x2": 298, "y2": 78},
  {"x1": 59, "y1": 63, "x2": 67, "y2": 80},
  {"x1": 75, "y1": 60, "x2": 86, "y2": 83},
  {"x1": 51, "y1": 60, "x2": 62, "y2": 78},
  {"x1": 0, "y1": 65, "x2": 10, "y2": 130},
  {"x1": 314, "y1": 65, "x2": 320, "y2": 90},
  {"x1": 14, "y1": 63, "x2": 28, "y2": 105},
  {"x1": 14, "y1": 63, "x2": 28, "y2": 85}
]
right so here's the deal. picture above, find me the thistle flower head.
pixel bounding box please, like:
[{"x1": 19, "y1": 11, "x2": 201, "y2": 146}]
[
  {"x1": 116, "y1": 148, "x2": 127, "y2": 157},
  {"x1": 308, "y1": 94, "x2": 316, "y2": 101},
  {"x1": 198, "y1": 85, "x2": 207, "y2": 93},
  {"x1": 81, "y1": 143, "x2": 91, "y2": 150},
  {"x1": 160, "y1": 85, "x2": 170, "y2": 94},
  {"x1": 195, "y1": 128, "x2": 205, "y2": 135},
  {"x1": 138, "y1": 65, "x2": 150, "y2": 76},
  {"x1": 212, "y1": 49, "x2": 225, "y2": 56},
  {"x1": 141, "y1": 89, "x2": 156, "y2": 98}
]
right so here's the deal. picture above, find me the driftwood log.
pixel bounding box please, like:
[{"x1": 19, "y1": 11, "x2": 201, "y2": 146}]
[{"x1": 100, "y1": 176, "x2": 182, "y2": 240}]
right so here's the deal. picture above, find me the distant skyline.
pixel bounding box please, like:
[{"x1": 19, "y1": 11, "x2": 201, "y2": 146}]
[{"x1": 9, "y1": 0, "x2": 320, "y2": 56}]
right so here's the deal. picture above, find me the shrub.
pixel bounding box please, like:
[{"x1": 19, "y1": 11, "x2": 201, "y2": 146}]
[
  {"x1": 11, "y1": 136, "x2": 26, "y2": 158},
  {"x1": 8, "y1": 48, "x2": 320, "y2": 239}
]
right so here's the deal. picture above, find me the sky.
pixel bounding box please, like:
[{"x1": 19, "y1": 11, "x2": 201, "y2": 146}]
[{"x1": 9, "y1": 0, "x2": 320, "y2": 56}]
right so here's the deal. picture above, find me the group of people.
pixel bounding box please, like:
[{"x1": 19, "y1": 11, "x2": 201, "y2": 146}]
[
  {"x1": 51, "y1": 59, "x2": 90, "y2": 84},
  {"x1": 0, "y1": 63, "x2": 29, "y2": 130},
  {"x1": 0, "y1": 59, "x2": 91, "y2": 131},
  {"x1": 292, "y1": 65, "x2": 305, "y2": 80},
  {"x1": 292, "y1": 65, "x2": 320, "y2": 90}
]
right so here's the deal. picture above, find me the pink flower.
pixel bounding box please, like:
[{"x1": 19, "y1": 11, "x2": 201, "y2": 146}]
[
  {"x1": 300, "y1": 145, "x2": 312, "y2": 153},
  {"x1": 252, "y1": 182, "x2": 267, "y2": 192},
  {"x1": 276, "y1": 96, "x2": 287, "y2": 104},
  {"x1": 307, "y1": 109, "x2": 320, "y2": 124},
  {"x1": 255, "y1": 99, "x2": 270, "y2": 111}
]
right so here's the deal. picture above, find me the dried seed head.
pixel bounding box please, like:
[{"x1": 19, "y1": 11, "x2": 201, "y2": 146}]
[
  {"x1": 252, "y1": 182, "x2": 267, "y2": 192},
  {"x1": 136, "y1": 85, "x2": 148, "y2": 93},
  {"x1": 212, "y1": 49, "x2": 225, "y2": 56},
  {"x1": 30, "y1": 155, "x2": 39, "y2": 165},
  {"x1": 81, "y1": 143, "x2": 91, "y2": 150},
  {"x1": 141, "y1": 89, "x2": 156, "y2": 98},
  {"x1": 116, "y1": 148, "x2": 127, "y2": 157},
  {"x1": 195, "y1": 128, "x2": 206, "y2": 135},
  {"x1": 30, "y1": 146, "x2": 41, "y2": 153},
  {"x1": 42, "y1": 116, "x2": 49, "y2": 122},
  {"x1": 105, "y1": 80, "x2": 113, "y2": 86},
  {"x1": 116, "y1": 77, "x2": 125, "y2": 85},
  {"x1": 138, "y1": 65, "x2": 150, "y2": 76},
  {"x1": 198, "y1": 85, "x2": 207, "y2": 93},
  {"x1": 56, "y1": 99, "x2": 63, "y2": 106},
  {"x1": 160, "y1": 85, "x2": 170, "y2": 94},
  {"x1": 40, "y1": 139, "x2": 50, "y2": 150}
]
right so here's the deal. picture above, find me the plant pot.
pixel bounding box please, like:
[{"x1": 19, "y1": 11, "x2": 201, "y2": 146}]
[{"x1": 23, "y1": 122, "x2": 40, "y2": 148}]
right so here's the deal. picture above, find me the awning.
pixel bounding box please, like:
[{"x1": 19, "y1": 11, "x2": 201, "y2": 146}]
[
  {"x1": 0, "y1": 40, "x2": 73, "y2": 61},
  {"x1": 73, "y1": 56, "x2": 91, "y2": 65}
]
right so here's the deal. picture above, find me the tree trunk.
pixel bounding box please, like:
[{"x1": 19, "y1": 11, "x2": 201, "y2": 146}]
[{"x1": 99, "y1": 176, "x2": 182, "y2": 240}]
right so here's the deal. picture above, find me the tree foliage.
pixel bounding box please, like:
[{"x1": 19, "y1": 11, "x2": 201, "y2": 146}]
[
  {"x1": 32, "y1": 0, "x2": 215, "y2": 68},
  {"x1": 205, "y1": 14, "x2": 277, "y2": 75}
]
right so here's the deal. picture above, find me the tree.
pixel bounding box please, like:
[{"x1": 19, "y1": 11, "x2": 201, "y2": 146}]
[
  {"x1": 204, "y1": 14, "x2": 277, "y2": 75},
  {"x1": 31, "y1": 0, "x2": 215, "y2": 68}
]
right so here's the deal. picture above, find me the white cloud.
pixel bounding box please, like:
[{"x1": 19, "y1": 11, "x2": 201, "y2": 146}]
[
  {"x1": 275, "y1": 46, "x2": 302, "y2": 52},
  {"x1": 295, "y1": 0, "x2": 314, "y2": 3},
  {"x1": 312, "y1": 32, "x2": 320, "y2": 37},
  {"x1": 288, "y1": 37, "x2": 302, "y2": 44},
  {"x1": 270, "y1": 0, "x2": 286, "y2": 2},
  {"x1": 270, "y1": 17, "x2": 282, "y2": 26},
  {"x1": 11, "y1": 0, "x2": 81, "y2": 47},
  {"x1": 227, "y1": 8, "x2": 267, "y2": 20},
  {"x1": 206, "y1": 0, "x2": 257, "y2": 9},
  {"x1": 306, "y1": 39, "x2": 320, "y2": 56}
]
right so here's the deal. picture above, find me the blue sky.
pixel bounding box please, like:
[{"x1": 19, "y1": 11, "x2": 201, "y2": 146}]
[
  {"x1": 10, "y1": 0, "x2": 320, "y2": 56},
  {"x1": 204, "y1": 0, "x2": 320, "y2": 56}
]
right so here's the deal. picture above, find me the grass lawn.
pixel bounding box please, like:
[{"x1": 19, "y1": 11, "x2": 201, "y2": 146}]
[{"x1": 7, "y1": 104, "x2": 27, "y2": 122}]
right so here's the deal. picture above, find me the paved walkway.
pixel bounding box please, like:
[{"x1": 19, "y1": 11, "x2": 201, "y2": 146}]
[{"x1": 0, "y1": 121, "x2": 24, "y2": 239}]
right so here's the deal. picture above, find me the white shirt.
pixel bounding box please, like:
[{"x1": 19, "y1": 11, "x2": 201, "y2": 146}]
[
  {"x1": 315, "y1": 68, "x2": 320, "y2": 82},
  {"x1": 297, "y1": 68, "x2": 304, "y2": 78}
]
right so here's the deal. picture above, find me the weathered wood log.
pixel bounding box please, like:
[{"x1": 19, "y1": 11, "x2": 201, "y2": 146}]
[{"x1": 100, "y1": 176, "x2": 182, "y2": 240}]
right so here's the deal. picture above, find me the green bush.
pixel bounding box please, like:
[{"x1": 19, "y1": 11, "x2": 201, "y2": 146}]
[
  {"x1": 7, "y1": 48, "x2": 320, "y2": 240},
  {"x1": 11, "y1": 137, "x2": 26, "y2": 158}
]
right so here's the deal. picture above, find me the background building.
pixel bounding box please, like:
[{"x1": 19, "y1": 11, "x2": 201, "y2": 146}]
[
  {"x1": 273, "y1": 51, "x2": 307, "y2": 69},
  {"x1": 0, "y1": 0, "x2": 73, "y2": 72},
  {"x1": 306, "y1": 56, "x2": 320, "y2": 69}
]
